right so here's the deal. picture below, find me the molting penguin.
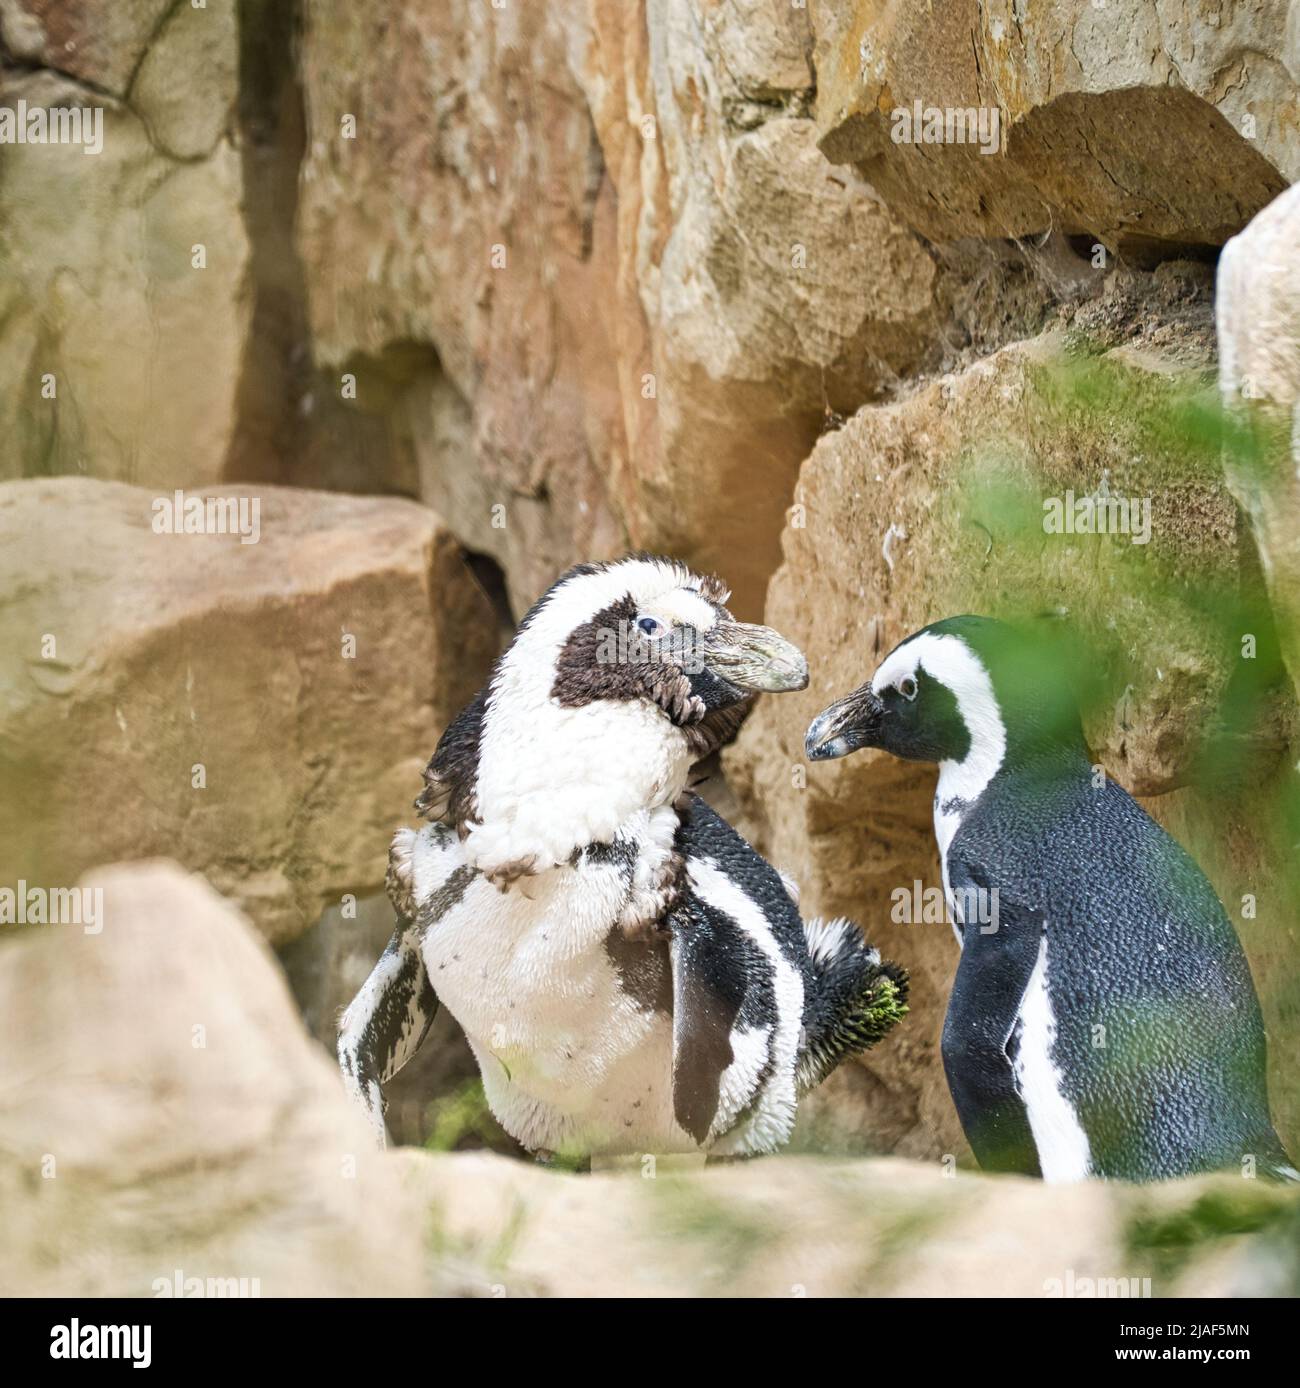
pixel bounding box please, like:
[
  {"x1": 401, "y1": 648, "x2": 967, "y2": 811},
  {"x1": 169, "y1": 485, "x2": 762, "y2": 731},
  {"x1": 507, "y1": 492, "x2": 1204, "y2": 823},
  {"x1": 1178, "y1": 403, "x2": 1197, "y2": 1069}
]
[
  {"x1": 339, "y1": 555, "x2": 908, "y2": 1158},
  {"x1": 806, "y1": 615, "x2": 1296, "y2": 1184}
]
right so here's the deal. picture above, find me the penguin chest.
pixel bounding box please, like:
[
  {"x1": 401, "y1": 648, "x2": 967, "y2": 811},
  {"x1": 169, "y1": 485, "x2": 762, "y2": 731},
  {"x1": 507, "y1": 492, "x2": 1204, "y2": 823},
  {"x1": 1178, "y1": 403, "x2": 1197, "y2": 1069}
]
[{"x1": 415, "y1": 850, "x2": 678, "y2": 1148}]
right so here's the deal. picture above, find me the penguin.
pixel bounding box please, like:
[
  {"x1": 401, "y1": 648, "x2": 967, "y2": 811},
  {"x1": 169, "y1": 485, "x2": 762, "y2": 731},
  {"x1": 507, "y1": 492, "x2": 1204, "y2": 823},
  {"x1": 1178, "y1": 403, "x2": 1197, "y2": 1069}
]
[
  {"x1": 338, "y1": 555, "x2": 907, "y2": 1158},
  {"x1": 805, "y1": 614, "x2": 1297, "y2": 1184}
]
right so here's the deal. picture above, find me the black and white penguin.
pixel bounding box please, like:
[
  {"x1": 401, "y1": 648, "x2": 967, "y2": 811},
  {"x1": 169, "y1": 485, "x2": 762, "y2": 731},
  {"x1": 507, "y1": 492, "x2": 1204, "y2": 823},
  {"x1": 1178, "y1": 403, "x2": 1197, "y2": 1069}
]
[
  {"x1": 805, "y1": 614, "x2": 1297, "y2": 1184},
  {"x1": 339, "y1": 555, "x2": 907, "y2": 1158}
]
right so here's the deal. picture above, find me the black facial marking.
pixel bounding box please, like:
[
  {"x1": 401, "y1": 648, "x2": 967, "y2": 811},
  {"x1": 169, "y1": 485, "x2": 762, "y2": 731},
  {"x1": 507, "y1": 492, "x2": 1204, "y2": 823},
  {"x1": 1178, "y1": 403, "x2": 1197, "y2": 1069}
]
[
  {"x1": 683, "y1": 661, "x2": 744, "y2": 711},
  {"x1": 551, "y1": 595, "x2": 645, "y2": 707},
  {"x1": 879, "y1": 668, "x2": 972, "y2": 763},
  {"x1": 551, "y1": 592, "x2": 716, "y2": 732}
]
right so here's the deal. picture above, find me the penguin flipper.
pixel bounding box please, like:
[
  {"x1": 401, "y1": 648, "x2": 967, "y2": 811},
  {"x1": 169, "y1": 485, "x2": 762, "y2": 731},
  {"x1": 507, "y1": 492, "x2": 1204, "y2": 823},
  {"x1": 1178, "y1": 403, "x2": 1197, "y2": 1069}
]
[
  {"x1": 337, "y1": 915, "x2": 439, "y2": 1149},
  {"x1": 667, "y1": 900, "x2": 746, "y2": 1148},
  {"x1": 941, "y1": 860, "x2": 1045, "y2": 1176}
]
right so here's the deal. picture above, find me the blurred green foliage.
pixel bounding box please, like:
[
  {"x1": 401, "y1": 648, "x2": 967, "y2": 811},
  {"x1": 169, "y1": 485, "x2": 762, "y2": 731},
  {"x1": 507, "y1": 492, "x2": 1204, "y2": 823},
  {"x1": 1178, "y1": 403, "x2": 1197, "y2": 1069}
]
[
  {"x1": 1126, "y1": 1185, "x2": 1300, "y2": 1295},
  {"x1": 423, "y1": 1078, "x2": 514, "y2": 1154}
]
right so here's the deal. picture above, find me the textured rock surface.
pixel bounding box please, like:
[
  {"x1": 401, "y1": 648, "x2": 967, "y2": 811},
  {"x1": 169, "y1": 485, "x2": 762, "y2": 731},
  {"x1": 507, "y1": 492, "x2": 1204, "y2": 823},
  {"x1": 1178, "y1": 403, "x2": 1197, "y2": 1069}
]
[
  {"x1": 3, "y1": 859, "x2": 1294, "y2": 1297},
  {"x1": 812, "y1": 0, "x2": 1293, "y2": 255},
  {"x1": 0, "y1": 1, "x2": 174, "y2": 95},
  {"x1": 1218, "y1": 183, "x2": 1300, "y2": 699},
  {"x1": 399, "y1": 1148, "x2": 1299, "y2": 1297},
  {"x1": 0, "y1": 6, "x2": 248, "y2": 488},
  {"x1": 296, "y1": 1, "x2": 631, "y2": 616},
  {"x1": 727, "y1": 296, "x2": 1300, "y2": 1160},
  {"x1": 296, "y1": 0, "x2": 949, "y2": 616},
  {"x1": 0, "y1": 479, "x2": 497, "y2": 944},
  {"x1": 0, "y1": 861, "x2": 462, "y2": 1297}
]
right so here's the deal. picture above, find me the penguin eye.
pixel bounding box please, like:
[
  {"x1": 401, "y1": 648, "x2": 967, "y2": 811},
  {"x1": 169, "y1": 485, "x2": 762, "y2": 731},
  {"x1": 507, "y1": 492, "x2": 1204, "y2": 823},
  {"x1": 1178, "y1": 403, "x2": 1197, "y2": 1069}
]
[
  {"x1": 637, "y1": 616, "x2": 665, "y2": 638},
  {"x1": 897, "y1": 676, "x2": 918, "y2": 701}
]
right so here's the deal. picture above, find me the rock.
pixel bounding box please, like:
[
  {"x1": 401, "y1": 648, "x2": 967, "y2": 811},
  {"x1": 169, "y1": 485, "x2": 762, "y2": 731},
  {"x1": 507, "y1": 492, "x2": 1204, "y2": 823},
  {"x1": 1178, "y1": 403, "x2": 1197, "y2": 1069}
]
[
  {"x1": 811, "y1": 1, "x2": 1291, "y2": 256},
  {"x1": 296, "y1": 0, "x2": 630, "y2": 618},
  {"x1": 395, "y1": 1147, "x2": 1299, "y2": 1296},
  {"x1": 296, "y1": 0, "x2": 947, "y2": 617},
  {"x1": 0, "y1": 69, "x2": 249, "y2": 489},
  {"x1": 620, "y1": 1, "x2": 944, "y2": 614},
  {"x1": 0, "y1": 479, "x2": 498, "y2": 945},
  {"x1": 0, "y1": 0, "x2": 173, "y2": 96},
  {"x1": 0, "y1": 861, "x2": 453, "y2": 1296},
  {"x1": 131, "y1": 0, "x2": 239, "y2": 160},
  {"x1": 726, "y1": 301, "x2": 1299, "y2": 1159},
  {"x1": 1218, "y1": 183, "x2": 1300, "y2": 701}
]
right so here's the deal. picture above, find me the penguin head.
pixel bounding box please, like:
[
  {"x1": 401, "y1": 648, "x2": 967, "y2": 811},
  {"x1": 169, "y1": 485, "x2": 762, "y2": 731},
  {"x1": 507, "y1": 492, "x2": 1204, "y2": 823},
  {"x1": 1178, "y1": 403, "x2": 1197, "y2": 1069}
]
[
  {"x1": 422, "y1": 554, "x2": 808, "y2": 878},
  {"x1": 804, "y1": 615, "x2": 1083, "y2": 770},
  {"x1": 539, "y1": 553, "x2": 810, "y2": 720}
]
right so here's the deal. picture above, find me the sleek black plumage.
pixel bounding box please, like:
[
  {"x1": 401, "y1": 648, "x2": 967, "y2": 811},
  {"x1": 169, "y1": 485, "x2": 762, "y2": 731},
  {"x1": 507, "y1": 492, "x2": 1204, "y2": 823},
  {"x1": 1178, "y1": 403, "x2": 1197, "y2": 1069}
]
[{"x1": 807, "y1": 615, "x2": 1296, "y2": 1183}]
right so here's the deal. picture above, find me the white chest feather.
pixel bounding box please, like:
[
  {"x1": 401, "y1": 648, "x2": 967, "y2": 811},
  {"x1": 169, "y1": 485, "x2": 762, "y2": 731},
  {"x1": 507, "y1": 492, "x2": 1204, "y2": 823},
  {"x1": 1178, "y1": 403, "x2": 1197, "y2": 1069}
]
[
  {"x1": 1012, "y1": 934, "x2": 1093, "y2": 1182},
  {"x1": 409, "y1": 811, "x2": 688, "y2": 1154},
  {"x1": 469, "y1": 694, "x2": 692, "y2": 878}
]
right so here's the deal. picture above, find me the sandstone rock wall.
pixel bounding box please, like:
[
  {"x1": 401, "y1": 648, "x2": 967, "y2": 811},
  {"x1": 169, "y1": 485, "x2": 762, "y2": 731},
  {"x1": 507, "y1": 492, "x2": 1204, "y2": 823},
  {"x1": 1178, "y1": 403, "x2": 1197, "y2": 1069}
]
[{"x1": 2, "y1": 1, "x2": 1299, "y2": 1174}]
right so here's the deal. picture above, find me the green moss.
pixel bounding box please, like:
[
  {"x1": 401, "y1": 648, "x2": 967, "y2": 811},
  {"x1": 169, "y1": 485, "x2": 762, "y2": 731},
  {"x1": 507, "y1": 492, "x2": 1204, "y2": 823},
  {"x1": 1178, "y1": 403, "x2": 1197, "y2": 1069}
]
[
  {"x1": 1125, "y1": 1185, "x2": 1300, "y2": 1293},
  {"x1": 647, "y1": 1178, "x2": 782, "y2": 1289},
  {"x1": 423, "y1": 1078, "x2": 512, "y2": 1153}
]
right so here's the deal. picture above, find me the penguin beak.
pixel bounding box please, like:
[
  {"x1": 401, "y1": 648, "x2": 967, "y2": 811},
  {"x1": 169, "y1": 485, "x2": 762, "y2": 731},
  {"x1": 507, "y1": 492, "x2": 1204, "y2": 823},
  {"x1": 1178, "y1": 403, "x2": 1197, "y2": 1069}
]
[
  {"x1": 702, "y1": 621, "x2": 809, "y2": 693},
  {"x1": 805, "y1": 684, "x2": 885, "y2": 760}
]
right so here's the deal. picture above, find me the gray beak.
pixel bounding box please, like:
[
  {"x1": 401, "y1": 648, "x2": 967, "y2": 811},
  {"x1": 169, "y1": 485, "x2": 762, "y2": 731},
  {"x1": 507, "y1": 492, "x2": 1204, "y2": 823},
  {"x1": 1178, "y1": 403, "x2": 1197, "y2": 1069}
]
[
  {"x1": 703, "y1": 621, "x2": 809, "y2": 694},
  {"x1": 805, "y1": 684, "x2": 885, "y2": 760}
]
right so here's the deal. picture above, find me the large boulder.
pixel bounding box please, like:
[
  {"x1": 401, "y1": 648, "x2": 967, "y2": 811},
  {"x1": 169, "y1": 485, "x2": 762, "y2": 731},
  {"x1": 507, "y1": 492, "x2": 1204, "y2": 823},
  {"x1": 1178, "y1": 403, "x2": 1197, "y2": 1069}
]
[
  {"x1": 811, "y1": 0, "x2": 1292, "y2": 256},
  {"x1": 1218, "y1": 183, "x2": 1300, "y2": 701},
  {"x1": 0, "y1": 861, "x2": 461, "y2": 1297},
  {"x1": 0, "y1": 4, "x2": 248, "y2": 488},
  {"x1": 3, "y1": 861, "x2": 1294, "y2": 1298},
  {"x1": 398, "y1": 1147, "x2": 1300, "y2": 1297},
  {"x1": 0, "y1": 479, "x2": 497, "y2": 945},
  {"x1": 726, "y1": 292, "x2": 1300, "y2": 1159}
]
